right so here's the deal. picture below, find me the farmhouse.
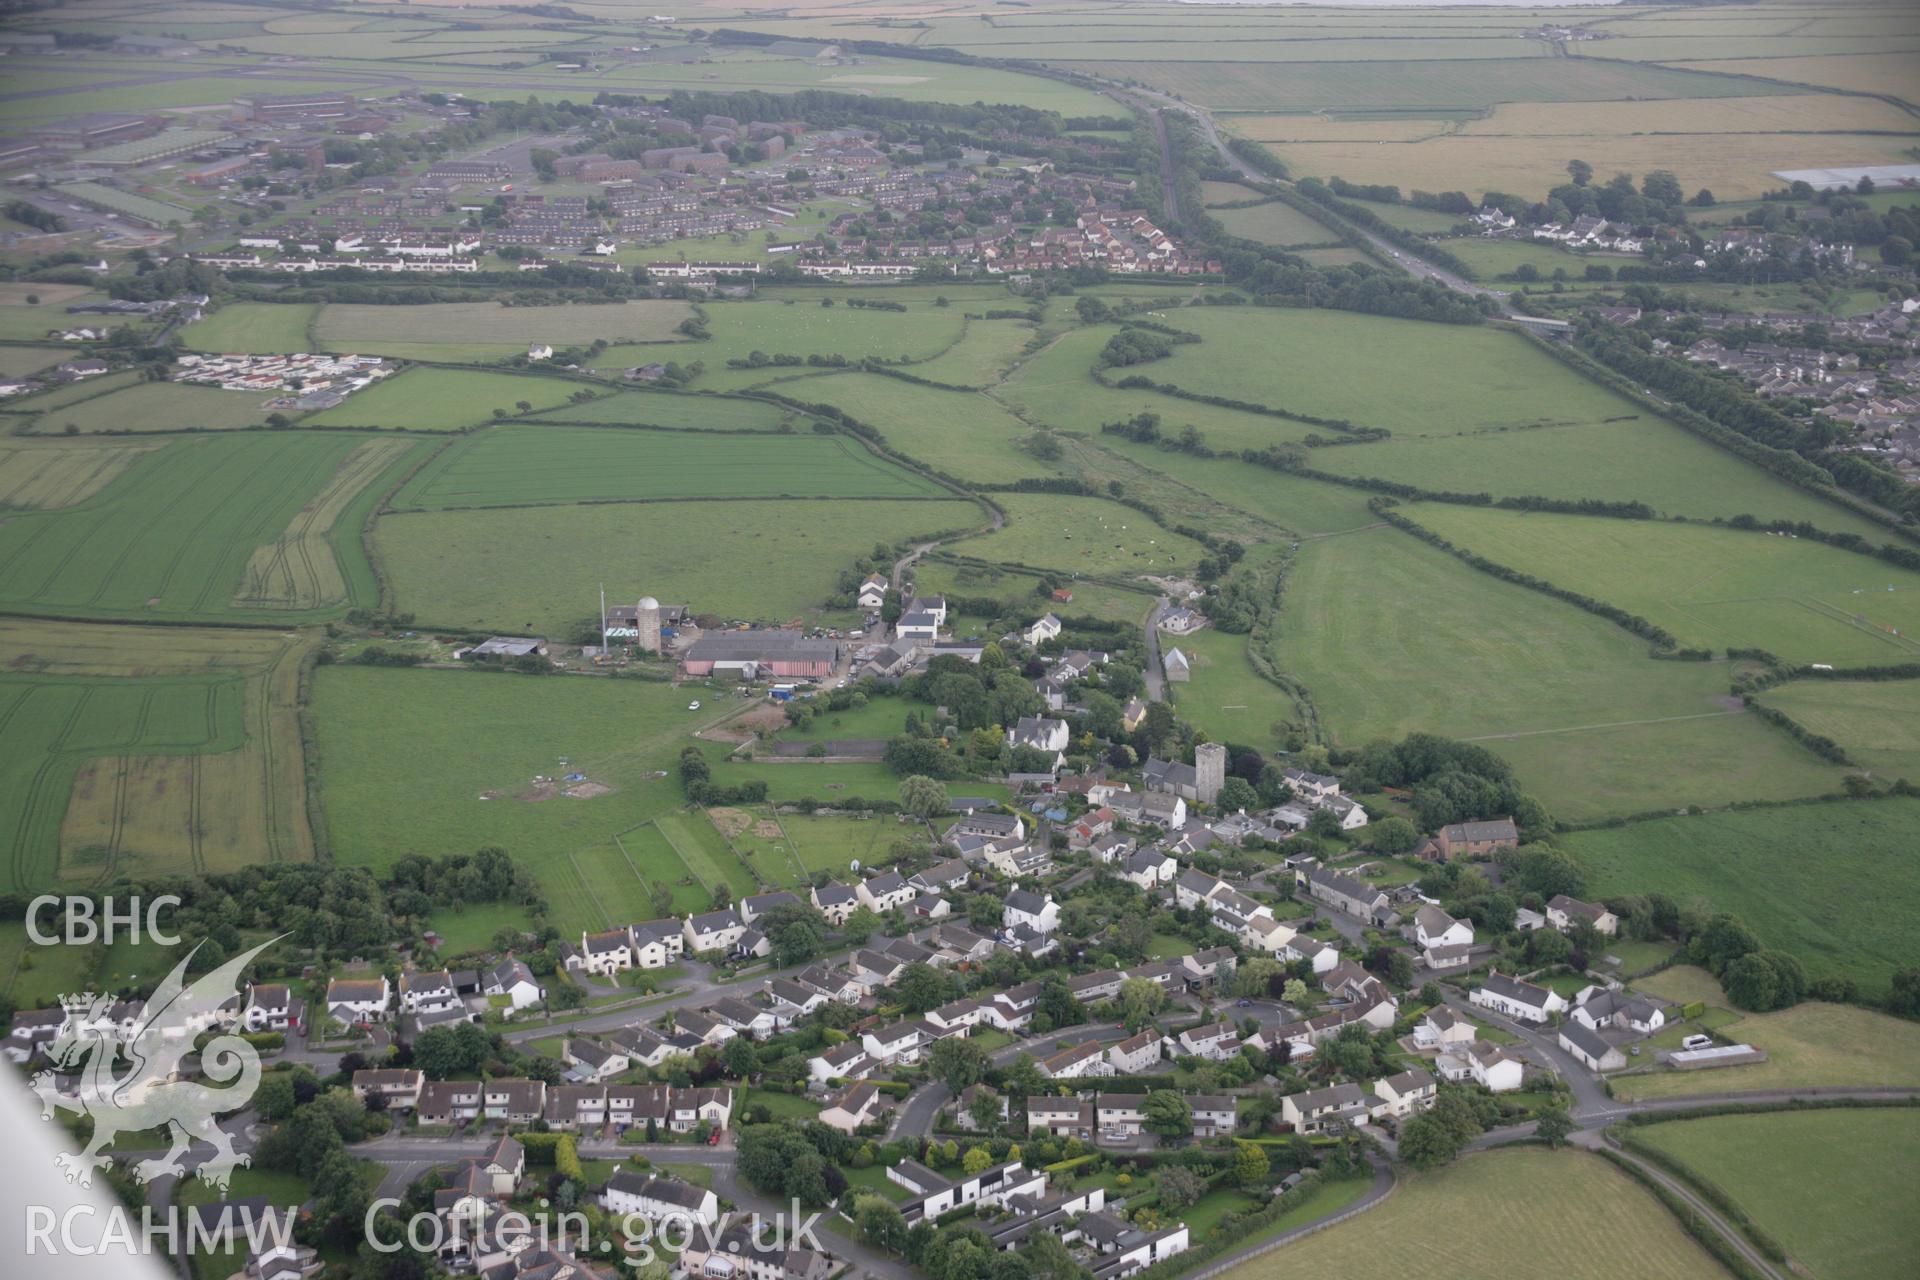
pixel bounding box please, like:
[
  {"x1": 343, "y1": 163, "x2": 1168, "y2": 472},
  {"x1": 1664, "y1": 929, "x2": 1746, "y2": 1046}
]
[
  {"x1": 680, "y1": 630, "x2": 837, "y2": 680},
  {"x1": 1434, "y1": 817, "x2": 1519, "y2": 859}
]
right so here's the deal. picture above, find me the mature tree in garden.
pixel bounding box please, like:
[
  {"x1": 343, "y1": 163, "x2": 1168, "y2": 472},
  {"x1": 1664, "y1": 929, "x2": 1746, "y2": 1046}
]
[{"x1": 900, "y1": 774, "x2": 949, "y2": 820}]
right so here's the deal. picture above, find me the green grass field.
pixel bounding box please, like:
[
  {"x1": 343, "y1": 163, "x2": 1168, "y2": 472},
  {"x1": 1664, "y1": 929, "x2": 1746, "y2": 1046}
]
[
  {"x1": 1169, "y1": 625, "x2": 1295, "y2": 750},
  {"x1": 778, "y1": 812, "x2": 909, "y2": 880},
  {"x1": 1314, "y1": 421, "x2": 1892, "y2": 533},
  {"x1": 907, "y1": 318, "x2": 1038, "y2": 389},
  {"x1": 0, "y1": 672, "x2": 244, "y2": 892},
  {"x1": 1213, "y1": 200, "x2": 1342, "y2": 247},
  {"x1": 762, "y1": 372, "x2": 1047, "y2": 484},
  {"x1": 521, "y1": 393, "x2": 803, "y2": 432},
  {"x1": 181, "y1": 303, "x2": 320, "y2": 353},
  {"x1": 376, "y1": 497, "x2": 978, "y2": 634},
  {"x1": 1279, "y1": 526, "x2": 1849, "y2": 820},
  {"x1": 1150, "y1": 308, "x2": 1663, "y2": 439},
  {"x1": 310, "y1": 666, "x2": 724, "y2": 934},
  {"x1": 951, "y1": 492, "x2": 1208, "y2": 579},
  {"x1": 1631, "y1": 1109, "x2": 1919, "y2": 1280},
  {"x1": 1757, "y1": 679, "x2": 1920, "y2": 780},
  {"x1": 23, "y1": 379, "x2": 279, "y2": 434},
  {"x1": 306, "y1": 368, "x2": 586, "y2": 431},
  {"x1": 908, "y1": 559, "x2": 1153, "y2": 627},
  {"x1": 1409, "y1": 506, "x2": 1920, "y2": 664},
  {"x1": 0, "y1": 432, "x2": 409, "y2": 622},
  {"x1": 688, "y1": 298, "x2": 970, "y2": 372},
  {"x1": 1218, "y1": 1147, "x2": 1719, "y2": 1279},
  {"x1": 1570, "y1": 799, "x2": 1920, "y2": 996},
  {"x1": 312, "y1": 300, "x2": 696, "y2": 360},
  {"x1": 391, "y1": 425, "x2": 947, "y2": 508},
  {"x1": 1619, "y1": 967, "x2": 1920, "y2": 1100}
]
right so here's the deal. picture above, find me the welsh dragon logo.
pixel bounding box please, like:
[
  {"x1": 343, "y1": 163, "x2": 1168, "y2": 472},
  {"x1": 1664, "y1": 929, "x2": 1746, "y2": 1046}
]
[{"x1": 31, "y1": 937, "x2": 281, "y2": 1190}]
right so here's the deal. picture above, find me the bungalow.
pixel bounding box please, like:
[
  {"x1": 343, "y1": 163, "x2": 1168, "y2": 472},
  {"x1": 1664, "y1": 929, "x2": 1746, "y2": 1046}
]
[
  {"x1": 1372, "y1": 1067, "x2": 1437, "y2": 1119},
  {"x1": 1042, "y1": 1039, "x2": 1113, "y2": 1080},
  {"x1": 601, "y1": 1170, "x2": 720, "y2": 1229},
  {"x1": 1280, "y1": 1083, "x2": 1373, "y2": 1135},
  {"x1": 1189, "y1": 1095, "x2": 1237, "y2": 1138},
  {"x1": 1546, "y1": 894, "x2": 1619, "y2": 936},
  {"x1": 807, "y1": 1040, "x2": 870, "y2": 1085},
  {"x1": 683, "y1": 909, "x2": 748, "y2": 954},
  {"x1": 1027, "y1": 1097, "x2": 1094, "y2": 1139},
  {"x1": 945, "y1": 812, "x2": 1026, "y2": 843},
  {"x1": 324, "y1": 977, "x2": 390, "y2": 1026},
  {"x1": 1559, "y1": 1021, "x2": 1628, "y2": 1073},
  {"x1": 1472, "y1": 972, "x2": 1567, "y2": 1025},
  {"x1": 811, "y1": 882, "x2": 859, "y2": 925},
  {"x1": 1572, "y1": 987, "x2": 1665, "y2": 1036},
  {"x1": 819, "y1": 1081, "x2": 883, "y2": 1133},
  {"x1": 1433, "y1": 818, "x2": 1519, "y2": 860},
  {"x1": 351, "y1": 1068, "x2": 423, "y2": 1110},
  {"x1": 852, "y1": 949, "x2": 906, "y2": 987},
  {"x1": 1070, "y1": 969, "x2": 1125, "y2": 1003},
  {"x1": 857, "y1": 871, "x2": 915, "y2": 913}
]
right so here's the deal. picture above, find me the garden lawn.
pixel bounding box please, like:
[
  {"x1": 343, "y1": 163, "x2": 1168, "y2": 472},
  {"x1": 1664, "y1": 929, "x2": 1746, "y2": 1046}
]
[
  {"x1": 1407, "y1": 506, "x2": 1920, "y2": 663},
  {"x1": 181, "y1": 303, "x2": 320, "y2": 353},
  {"x1": 1630, "y1": 1108, "x2": 1920, "y2": 1280},
  {"x1": 306, "y1": 368, "x2": 585, "y2": 431},
  {"x1": 423, "y1": 901, "x2": 540, "y2": 957},
  {"x1": 376, "y1": 497, "x2": 978, "y2": 634},
  {"x1": 1757, "y1": 679, "x2": 1920, "y2": 780},
  {"x1": 1279, "y1": 526, "x2": 1850, "y2": 820},
  {"x1": 392, "y1": 425, "x2": 945, "y2": 508},
  {"x1": 1216, "y1": 1147, "x2": 1719, "y2": 1280},
  {"x1": 310, "y1": 666, "x2": 721, "y2": 933},
  {"x1": 1569, "y1": 800, "x2": 1920, "y2": 997},
  {"x1": 951, "y1": 492, "x2": 1209, "y2": 579},
  {"x1": 745, "y1": 1089, "x2": 822, "y2": 1121},
  {"x1": 705, "y1": 753, "x2": 1007, "y2": 809},
  {"x1": 1617, "y1": 967, "x2": 1920, "y2": 1100},
  {"x1": 1151, "y1": 308, "x2": 1649, "y2": 438},
  {"x1": 778, "y1": 812, "x2": 909, "y2": 880}
]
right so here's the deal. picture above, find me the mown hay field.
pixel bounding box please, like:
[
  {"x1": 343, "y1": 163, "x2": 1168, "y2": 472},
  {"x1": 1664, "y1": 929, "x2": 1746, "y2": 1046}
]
[
  {"x1": 1571, "y1": 801, "x2": 1920, "y2": 998},
  {"x1": 953, "y1": 492, "x2": 1208, "y2": 579},
  {"x1": 1408, "y1": 506, "x2": 1920, "y2": 664},
  {"x1": 390, "y1": 425, "x2": 947, "y2": 509},
  {"x1": 1630, "y1": 1109, "x2": 1920, "y2": 1280},
  {"x1": 1667, "y1": 53, "x2": 1920, "y2": 102},
  {"x1": 1758, "y1": 678, "x2": 1920, "y2": 780},
  {"x1": 1280, "y1": 526, "x2": 1849, "y2": 820},
  {"x1": 311, "y1": 300, "x2": 696, "y2": 358},
  {"x1": 1218, "y1": 1147, "x2": 1721, "y2": 1280},
  {"x1": 0, "y1": 432, "x2": 417, "y2": 621},
  {"x1": 182, "y1": 303, "x2": 319, "y2": 353},
  {"x1": 1227, "y1": 116, "x2": 1454, "y2": 145},
  {"x1": 305, "y1": 368, "x2": 585, "y2": 430},
  {"x1": 1618, "y1": 966, "x2": 1920, "y2": 1097},
  {"x1": 375, "y1": 496, "x2": 980, "y2": 634},
  {"x1": 0, "y1": 438, "x2": 165, "y2": 509}
]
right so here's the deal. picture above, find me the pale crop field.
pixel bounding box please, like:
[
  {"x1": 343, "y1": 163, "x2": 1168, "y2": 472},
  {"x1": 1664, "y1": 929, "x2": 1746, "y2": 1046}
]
[{"x1": 0, "y1": 439, "x2": 164, "y2": 509}]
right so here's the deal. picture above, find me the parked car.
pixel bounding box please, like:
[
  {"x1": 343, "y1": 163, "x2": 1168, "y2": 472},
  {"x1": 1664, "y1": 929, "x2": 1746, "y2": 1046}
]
[{"x1": 688, "y1": 700, "x2": 701, "y2": 711}]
